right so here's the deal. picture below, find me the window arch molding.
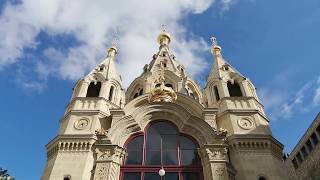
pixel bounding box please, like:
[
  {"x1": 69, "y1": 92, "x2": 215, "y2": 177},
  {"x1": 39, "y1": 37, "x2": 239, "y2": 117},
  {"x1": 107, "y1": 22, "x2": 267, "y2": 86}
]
[{"x1": 121, "y1": 120, "x2": 203, "y2": 180}]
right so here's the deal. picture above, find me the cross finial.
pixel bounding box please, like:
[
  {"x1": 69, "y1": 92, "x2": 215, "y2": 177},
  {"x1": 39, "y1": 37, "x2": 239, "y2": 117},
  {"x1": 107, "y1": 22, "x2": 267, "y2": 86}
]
[
  {"x1": 111, "y1": 30, "x2": 119, "y2": 47},
  {"x1": 210, "y1": 36, "x2": 218, "y2": 46},
  {"x1": 161, "y1": 24, "x2": 167, "y2": 32}
]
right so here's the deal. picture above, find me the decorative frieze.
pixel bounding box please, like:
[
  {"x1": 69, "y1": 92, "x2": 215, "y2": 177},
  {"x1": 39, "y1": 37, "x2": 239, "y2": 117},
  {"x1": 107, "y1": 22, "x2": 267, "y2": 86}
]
[{"x1": 47, "y1": 141, "x2": 93, "y2": 159}]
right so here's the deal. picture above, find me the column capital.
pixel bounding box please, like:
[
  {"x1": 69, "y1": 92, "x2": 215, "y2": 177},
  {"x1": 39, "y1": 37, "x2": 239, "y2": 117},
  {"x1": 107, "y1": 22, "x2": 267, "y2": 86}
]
[
  {"x1": 200, "y1": 145, "x2": 228, "y2": 162},
  {"x1": 94, "y1": 145, "x2": 126, "y2": 165}
]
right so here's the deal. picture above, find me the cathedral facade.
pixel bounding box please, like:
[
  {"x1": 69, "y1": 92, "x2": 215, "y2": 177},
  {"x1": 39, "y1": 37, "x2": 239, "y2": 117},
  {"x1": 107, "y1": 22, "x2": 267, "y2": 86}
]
[{"x1": 42, "y1": 31, "x2": 288, "y2": 180}]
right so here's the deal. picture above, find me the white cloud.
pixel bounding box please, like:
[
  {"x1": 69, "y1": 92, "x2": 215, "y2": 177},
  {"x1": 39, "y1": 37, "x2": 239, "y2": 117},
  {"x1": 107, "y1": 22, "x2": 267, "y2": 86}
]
[
  {"x1": 313, "y1": 77, "x2": 320, "y2": 106},
  {"x1": 0, "y1": 0, "x2": 219, "y2": 87},
  {"x1": 259, "y1": 75, "x2": 320, "y2": 121}
]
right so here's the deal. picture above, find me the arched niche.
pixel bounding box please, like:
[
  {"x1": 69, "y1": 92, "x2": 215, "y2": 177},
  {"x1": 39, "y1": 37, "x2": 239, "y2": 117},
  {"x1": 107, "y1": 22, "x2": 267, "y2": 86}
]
[
  {"x1": 111, "y1": 98, "x2": 220, "y2": 147},
  {"x1": 86, "y1": 82, "x2": 101, "y2": 97}
]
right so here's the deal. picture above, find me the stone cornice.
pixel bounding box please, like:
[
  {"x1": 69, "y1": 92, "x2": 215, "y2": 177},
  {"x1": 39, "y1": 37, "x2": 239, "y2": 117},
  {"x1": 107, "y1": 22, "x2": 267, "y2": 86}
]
[
  {"x1": 45, "y1": 134, "x2": 96, "y2": 159},
  {"x1": 227, "y1": 134, "x2": 284, "y2": 160}
]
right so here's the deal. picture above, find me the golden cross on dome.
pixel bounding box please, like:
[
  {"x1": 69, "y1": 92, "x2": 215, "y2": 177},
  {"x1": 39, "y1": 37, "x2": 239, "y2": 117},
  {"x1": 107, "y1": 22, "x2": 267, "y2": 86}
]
[
  {"x1": 111, "y1": 30, "x2": 119, "y2": 47},
  {"x1": 160, "y1": 24, "x2": 167, "y2": 32}
]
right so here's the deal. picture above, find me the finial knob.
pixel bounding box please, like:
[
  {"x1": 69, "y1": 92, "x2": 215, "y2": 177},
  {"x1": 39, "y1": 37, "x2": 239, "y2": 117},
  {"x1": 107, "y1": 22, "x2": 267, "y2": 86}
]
[
  {"x1": 157, "y1": 24, "x2": 171, "y2": 46},
  {"x1": 107, "y1": 36, "x2": 118, "y2": 57}
]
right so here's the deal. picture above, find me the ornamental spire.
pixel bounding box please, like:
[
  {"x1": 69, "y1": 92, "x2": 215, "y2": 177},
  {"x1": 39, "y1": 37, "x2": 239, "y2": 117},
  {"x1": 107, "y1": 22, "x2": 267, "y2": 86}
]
[
  {"x1": 107, "y1": 33, "x2": 119, "y2": 57},
  {"x1": 157, "y1": 24, "x2": 171, "y2": 46},
  {"x1": 210, "y1": 36, "x2": 222, "y2": 56}
]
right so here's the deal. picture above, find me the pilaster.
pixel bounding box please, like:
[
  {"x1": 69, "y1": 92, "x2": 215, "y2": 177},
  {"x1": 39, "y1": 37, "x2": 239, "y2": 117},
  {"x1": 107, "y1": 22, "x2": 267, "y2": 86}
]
[
  {"x1": 79, "y1": 81, "x2": 90, "y2": 97},
  {"x1": 200, "y1": 144, "x2": 229, "y2": 180},
  {"x1": 92, "y1": 135, "x2": 125, "y2": 180}
]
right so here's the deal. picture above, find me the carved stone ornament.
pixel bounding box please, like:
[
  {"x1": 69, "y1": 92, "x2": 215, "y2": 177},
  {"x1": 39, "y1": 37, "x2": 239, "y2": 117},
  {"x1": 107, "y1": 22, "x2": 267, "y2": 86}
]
[
  {"x1": 94, "y1": 164, "x2": 110, "y2": 180},
  {"x1": 214, "y1": 128, "x2": 228, "y2": 137},
  {"x1": 95, "y1": 128, "x2": 108, "y2": 136},
  {"x1": 206, "y1": 147, "x2": 228, "y2": 161},
  {"x1": 215, "y1": 167, "x2": 225, "y2": 176},
  {"x1": 98, "y1": 166, "x2": 108, "y2": 176},
  {"x1": 95, "y1": 146, "x2": 126, "y2": 164},
  {"x1": 148, "y1": 61, "x2": 177, "y2": 103},
  {"x1": 99, "y1": 150, "x2": 113, "y2": 160}
]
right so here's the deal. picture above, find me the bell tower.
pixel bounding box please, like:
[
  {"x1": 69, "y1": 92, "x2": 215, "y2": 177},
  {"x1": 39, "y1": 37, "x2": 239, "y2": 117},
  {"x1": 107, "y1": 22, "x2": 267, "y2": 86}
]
[
  {"x1": 42, "y1": 43, "x2": 125, "y2": 180},
  {"x1": 204, "y1": 37, "x2": 288, "y2": 180}
]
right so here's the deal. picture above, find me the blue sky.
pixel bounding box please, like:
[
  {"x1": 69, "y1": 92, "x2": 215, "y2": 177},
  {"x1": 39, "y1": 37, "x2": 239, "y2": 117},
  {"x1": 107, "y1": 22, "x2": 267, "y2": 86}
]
[{"x1": 0, "y1": 0, "x2": 320, "y2": 179}]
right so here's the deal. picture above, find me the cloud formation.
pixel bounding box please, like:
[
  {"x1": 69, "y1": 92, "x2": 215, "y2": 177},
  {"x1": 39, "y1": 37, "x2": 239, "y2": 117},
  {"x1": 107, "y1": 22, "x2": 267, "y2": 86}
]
[
  {"x1": 258, "y1": 74, "x2": 320, "y2": 121},
  {"x1": 0, "y1": 0, "x2": 226, "y2": 87}
]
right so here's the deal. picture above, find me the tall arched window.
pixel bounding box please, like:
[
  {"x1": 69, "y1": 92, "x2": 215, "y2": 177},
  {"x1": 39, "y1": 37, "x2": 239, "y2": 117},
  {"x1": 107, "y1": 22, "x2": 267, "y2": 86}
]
[
  {"x1": 214, "y1": 86, "x2": 220, "y2": 101},
  {"x1": 121, "y1": 121, "x2": 203, "y2": 180},
  {"x1": 86, "y1": 82, "x2": 101, "y2": 97},
  {"x1": 227, "y1": 81, "x2": 242, "y2": 97},
  {"x1": 108, "y1": 86, "x2": 114, "y2": 101}
]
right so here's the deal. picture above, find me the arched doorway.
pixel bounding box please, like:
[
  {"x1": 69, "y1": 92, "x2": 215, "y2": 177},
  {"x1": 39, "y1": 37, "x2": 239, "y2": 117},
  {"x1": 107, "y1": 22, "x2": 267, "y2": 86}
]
[{"x1": 120, "y1": 121, "x2": 203, "y2": 180}]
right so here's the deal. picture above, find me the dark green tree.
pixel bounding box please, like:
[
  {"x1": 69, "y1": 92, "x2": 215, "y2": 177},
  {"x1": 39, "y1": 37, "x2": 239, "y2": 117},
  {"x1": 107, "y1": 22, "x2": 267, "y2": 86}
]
[{"x1": 0, "y1": 168, "x2": 14, "y2": 179}]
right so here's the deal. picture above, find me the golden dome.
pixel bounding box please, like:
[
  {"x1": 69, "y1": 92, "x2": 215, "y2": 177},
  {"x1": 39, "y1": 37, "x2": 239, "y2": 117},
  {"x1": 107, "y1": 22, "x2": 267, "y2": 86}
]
[{"x1": 157, "y1": 32, "x2": 171, "y2": 45}]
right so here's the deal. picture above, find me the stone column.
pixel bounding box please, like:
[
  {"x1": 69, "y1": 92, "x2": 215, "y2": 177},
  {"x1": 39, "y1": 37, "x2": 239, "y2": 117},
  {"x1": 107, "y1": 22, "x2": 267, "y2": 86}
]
[
  {"x1": 79, "y1": 81, "x2": 90, "y2": 97},
  {"x1": 219, "y1": 82, "x2": 230, "y2": 98},
  {"x1": 99, "y1": 82, "x2": 109, "y2": 99},
  {"x1": 200, "y1": 144, "x2": 229, "y2": 180},
  {"x1": 92, "y1": 135, "x2": 125, "y2": 180},
  {"x1": 240, "y1": 80, "x2": 251, "y2": 97}
]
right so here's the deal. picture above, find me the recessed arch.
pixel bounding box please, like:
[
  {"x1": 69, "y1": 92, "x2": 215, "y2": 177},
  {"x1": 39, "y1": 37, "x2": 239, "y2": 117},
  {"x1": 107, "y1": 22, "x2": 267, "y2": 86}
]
[
  {"x1": 121, "y1": 120, "x2": 203, "y2": 180},
  {"x1": 113, "y1": 96, "x2": 221, "y2": 147},
  {"x1": 227, "y1": 81, "x2": 243, "y2": 97},
  {"x1": 86, "y1": 82, "x2": 101, "y2": 97}
]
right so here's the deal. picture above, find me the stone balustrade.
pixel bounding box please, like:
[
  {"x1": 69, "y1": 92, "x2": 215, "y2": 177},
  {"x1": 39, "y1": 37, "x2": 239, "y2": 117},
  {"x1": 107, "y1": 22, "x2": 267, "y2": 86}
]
[
  {"x1": 65, "y1": 97, "x2": 111, "y2": 115},
  {"x1": 218, "y1": 97, "x2": 266, "y2": 116}
]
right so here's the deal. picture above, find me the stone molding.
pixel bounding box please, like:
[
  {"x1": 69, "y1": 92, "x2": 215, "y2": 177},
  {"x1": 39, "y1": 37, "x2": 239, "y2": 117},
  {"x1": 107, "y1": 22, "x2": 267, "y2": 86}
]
[
  {"x1": 228, "y1": 134, "x2": 284, "y2": 160},
  {"x1": 46, "y1": 134, "x2": 95, "y2": 159}
]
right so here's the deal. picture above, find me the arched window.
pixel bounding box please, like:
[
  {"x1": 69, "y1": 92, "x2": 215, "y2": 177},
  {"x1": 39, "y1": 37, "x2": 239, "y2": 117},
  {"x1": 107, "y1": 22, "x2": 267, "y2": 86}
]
[
  {"x1": 227, "y1": 81, "x2": 242, "y2": 97},
  {"x1": 121, "y1": 121, "x2": 202, "y2": 180},
  {"x1": 214, "y1": 86, "x2": 220, "y2": 101},
  {"x1": 139, "y1": 88, "x2": 143, "y2": 96},
  {"x1": 258, "y1": 176, "x2": 266, "y2": 180},
  {"x1": 108, "y1": 86, "x2": 114, "y2": 101},
  {"x1": 86, "y1": 82, "x2": 101, "y2": 97},
  {"x1": 63, "y1": 175, "x2": 71, "y2": 180},
  {"x1": 132, "y1": 88, "x2": 143, "y2": 99}
]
